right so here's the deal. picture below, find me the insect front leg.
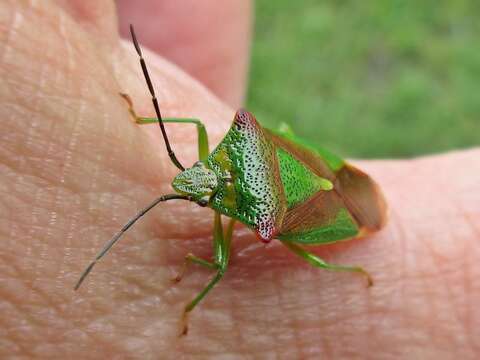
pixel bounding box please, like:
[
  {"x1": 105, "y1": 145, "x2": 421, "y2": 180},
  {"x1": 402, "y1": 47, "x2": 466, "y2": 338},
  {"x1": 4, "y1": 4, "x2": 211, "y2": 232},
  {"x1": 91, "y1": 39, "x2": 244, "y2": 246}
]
[
  {"x1": 181, "y1": 214, "x2": 235, "y2": 335},
  {"x1": 281, "y1": 241, "x2": 373, "y2": 287},
  {"x1": 120, "y1": 93, "x2": 209, "y2": 161}
]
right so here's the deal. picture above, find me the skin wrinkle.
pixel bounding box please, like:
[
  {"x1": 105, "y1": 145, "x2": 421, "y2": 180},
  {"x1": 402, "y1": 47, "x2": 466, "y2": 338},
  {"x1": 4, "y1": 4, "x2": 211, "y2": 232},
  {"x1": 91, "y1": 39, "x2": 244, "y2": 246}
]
[
  {"x1": 3, "y1": 295, "x2": 50, "y2": 356},
  {"x1": 289, "y1": 271, "x2": 307, "y2": 359},
  {"x1": 461, "y1": 212, "x2": 480, "y2": 353},
  {"x1": 411, "y1": 172, "x2": 448, "y2": 348},
  {"x1": 270, "y1": 263, "x2": 289, "y2": 359},
  {"x1": 234, "y1": 308, "x2": 255, "y2": 356},
  {"x1": 75, "y1": 325, "x2": 120, "y2": 359},
  {"x1": 58, "y1": 11, "x2": 75, "y2": 71},
  {"x1": 420, "y1": 249, "x2": 441, "y2": 352},
  {"x1": 3, "y1": 96, "x2": 126, "y2": 200},
  {"x1": 0, "y1": 1, "x2": 20, "y2": 64},
  {"x1": 9, "y1": 167, "x2": 161, "y2": 328},
  {"x1": 224, "y1": 267, "x2": 243, "y2": 353},
  {"x1": 404, "y1": 201, "x2": 458, "y2": 352},
  {"x1": 450, "y1": 208, "x2": 478, "y2": 354},
  {"x1": 5, "y1": 112, "x2": 164, "y2": 198},
  {"x1": 419, "y1": 164, "x2": 476, "y2": 353},
  {"x1": 4, "y1": 167, "x2": 163, "y2": 258},
  {"x1": 422, "y1": 229, "x2": 467, "y2": 349},
  {"x1": 50, "y1": 89, "x2": 85, "y2": 262},
  {"x1": 389, "y1": 207, "x2": 408, "y2": 319}
]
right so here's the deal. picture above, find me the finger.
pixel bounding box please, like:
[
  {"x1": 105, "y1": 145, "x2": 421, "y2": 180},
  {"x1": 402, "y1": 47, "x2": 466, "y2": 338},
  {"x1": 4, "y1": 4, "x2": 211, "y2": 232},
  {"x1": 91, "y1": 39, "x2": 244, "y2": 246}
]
[{"x1": 117, "y1": 0, "x2": 253, "y2": 109}]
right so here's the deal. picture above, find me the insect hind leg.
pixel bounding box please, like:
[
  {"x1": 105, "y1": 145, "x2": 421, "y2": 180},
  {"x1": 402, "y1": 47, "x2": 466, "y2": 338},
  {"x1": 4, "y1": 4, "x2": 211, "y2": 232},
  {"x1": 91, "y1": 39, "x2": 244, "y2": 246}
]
[{"x1": 282, "y1": 241, "x2": 373, "y2": 287}]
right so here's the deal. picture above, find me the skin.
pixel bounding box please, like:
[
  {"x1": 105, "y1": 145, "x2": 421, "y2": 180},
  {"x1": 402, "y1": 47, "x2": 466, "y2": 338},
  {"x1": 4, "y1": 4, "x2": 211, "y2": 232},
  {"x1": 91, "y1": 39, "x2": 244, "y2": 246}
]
[{"x1": 1, "y1": 1, "x2": 479, "y2": 358}]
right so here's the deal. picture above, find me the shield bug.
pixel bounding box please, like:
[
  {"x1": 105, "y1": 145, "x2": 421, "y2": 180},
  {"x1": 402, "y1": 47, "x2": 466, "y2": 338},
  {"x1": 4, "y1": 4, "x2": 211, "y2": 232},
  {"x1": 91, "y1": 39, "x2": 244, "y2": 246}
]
[{"x1": 75, "y1": 25, "x2": 387, "y2": 334}]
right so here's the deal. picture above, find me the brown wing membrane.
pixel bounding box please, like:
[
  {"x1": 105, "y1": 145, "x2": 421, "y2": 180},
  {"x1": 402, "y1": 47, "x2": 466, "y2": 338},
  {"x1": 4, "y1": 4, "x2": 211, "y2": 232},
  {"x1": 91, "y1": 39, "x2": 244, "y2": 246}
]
[{"x1": 335, "y1": 163, "x2": 387, "y2": 233}]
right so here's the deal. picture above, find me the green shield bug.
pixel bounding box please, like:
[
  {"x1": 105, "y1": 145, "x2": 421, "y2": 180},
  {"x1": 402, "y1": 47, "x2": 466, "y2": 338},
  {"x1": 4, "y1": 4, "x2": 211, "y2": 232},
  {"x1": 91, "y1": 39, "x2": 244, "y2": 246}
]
[{"x1": 75, "y1": 25, "x2": 387, "y2": 334}]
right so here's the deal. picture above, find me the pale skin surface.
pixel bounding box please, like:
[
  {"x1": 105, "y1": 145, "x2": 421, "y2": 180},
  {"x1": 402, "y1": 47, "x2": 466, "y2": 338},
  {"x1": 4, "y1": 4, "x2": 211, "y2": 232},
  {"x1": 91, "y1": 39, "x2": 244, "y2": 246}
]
[{"x1": 1, "y1": 1, "x2": 479, "y2": 358}]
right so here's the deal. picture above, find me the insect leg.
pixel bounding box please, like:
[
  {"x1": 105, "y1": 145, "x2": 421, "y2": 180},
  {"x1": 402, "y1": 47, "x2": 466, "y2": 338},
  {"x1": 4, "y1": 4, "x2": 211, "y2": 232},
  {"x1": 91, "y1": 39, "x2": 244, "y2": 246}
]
[
  {"x1": 120, "y1": 93, "x2": 209, "y2": 161},
  {"x1": 172, "y1": 253, "x2": 218, "y2": 283},
  {"x1": 185, "y1": 254, "x2": 218, "y2": 270},
  {"x1": 281, "y1": 241, "x2": 373, "y2": 287},
  {"x1": 181, "y1": 213, "x2": 234, "y2": 335},
  {"x1": 178, "y1": 217, "x2": 235, "y2": 283}
]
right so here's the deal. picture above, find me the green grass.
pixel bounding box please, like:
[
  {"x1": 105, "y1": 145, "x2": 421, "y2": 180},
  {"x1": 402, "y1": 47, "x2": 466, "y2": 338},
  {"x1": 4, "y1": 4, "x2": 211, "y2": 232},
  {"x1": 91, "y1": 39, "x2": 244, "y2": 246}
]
[{"x1": 247, "y1": 0, "x2": 480, "y2": 158}]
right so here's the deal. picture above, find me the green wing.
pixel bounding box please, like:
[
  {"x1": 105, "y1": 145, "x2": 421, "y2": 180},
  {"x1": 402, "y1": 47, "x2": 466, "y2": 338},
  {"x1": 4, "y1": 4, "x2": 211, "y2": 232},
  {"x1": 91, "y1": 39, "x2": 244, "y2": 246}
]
[{"x1": 265, "y1": 125, "x2": 387, "y2": 244}]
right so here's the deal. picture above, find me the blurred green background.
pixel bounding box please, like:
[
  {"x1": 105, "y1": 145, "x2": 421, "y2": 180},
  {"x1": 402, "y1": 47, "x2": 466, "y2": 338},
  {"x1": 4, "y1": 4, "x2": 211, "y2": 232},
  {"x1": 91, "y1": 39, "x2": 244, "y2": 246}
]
[{"x1": 246, "y1": 0, "x2": 480, "y2": 158}]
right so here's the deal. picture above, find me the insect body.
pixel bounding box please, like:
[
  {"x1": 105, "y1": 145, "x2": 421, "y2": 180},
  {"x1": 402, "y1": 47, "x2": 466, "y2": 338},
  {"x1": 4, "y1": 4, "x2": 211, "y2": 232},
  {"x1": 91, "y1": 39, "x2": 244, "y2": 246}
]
[
  {"x1": 75, "y1": 25, "x2": 387, "y2": 334},
  {"x1": 182, "y1": 111, "x2": 387, "y2": 244}
]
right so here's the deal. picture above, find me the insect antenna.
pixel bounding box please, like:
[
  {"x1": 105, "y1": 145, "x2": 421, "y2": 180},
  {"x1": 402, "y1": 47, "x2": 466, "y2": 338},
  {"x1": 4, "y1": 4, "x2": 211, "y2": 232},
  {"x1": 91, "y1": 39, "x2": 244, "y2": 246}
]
[
  {"x1": 129, "y1": 24, "x2": 185, "y2": 171},
  {"x1": 74, "y1": 194, "x2": 191, "y2": 290}
]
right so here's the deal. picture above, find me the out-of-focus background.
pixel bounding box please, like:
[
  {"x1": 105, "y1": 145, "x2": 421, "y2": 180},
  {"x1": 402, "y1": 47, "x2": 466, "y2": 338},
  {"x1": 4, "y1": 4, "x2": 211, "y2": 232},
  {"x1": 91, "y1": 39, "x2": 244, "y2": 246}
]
[{"x1": 247, "y1": 1, "x2": 480, "y2": 158}]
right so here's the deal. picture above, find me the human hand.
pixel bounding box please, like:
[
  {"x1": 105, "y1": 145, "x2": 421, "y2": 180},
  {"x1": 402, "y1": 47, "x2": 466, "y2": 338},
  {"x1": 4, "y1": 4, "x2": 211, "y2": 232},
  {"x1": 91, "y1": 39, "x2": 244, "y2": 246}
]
[{"x1": 1, "y1": 1, "x2": 478, "y2": 358}]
